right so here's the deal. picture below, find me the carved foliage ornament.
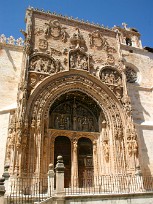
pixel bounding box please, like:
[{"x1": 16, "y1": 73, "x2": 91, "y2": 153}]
[{"x1": 44, "y1": 20, "x2": 67, "y2": 42}]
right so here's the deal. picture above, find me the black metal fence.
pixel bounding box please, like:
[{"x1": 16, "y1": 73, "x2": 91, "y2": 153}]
[
  {"x1": 65, "y1": 175, "x2": 153, "y2": 195},
  {"x1": 7, "y1": 177, "x2": 50, "y2": 204},
  {"x1": 6, "y1": 175, "x2": 153, "y2": 203}
]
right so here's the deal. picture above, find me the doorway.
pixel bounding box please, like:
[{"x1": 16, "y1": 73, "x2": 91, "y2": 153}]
[
  {"x1": 78, "y1": 137, "x2": 93, "y2": 187},
  {"x1": 54, "y1": 136, "x2": 71, "y2": 187}
]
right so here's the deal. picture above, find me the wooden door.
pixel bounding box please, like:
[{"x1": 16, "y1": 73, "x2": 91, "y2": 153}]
[
  {"x1": 78, "y1": 138, "x2": 93, "y2": 187},
  {"x1": 54, "y1": 136, "x2": 71, "y2": 188}
]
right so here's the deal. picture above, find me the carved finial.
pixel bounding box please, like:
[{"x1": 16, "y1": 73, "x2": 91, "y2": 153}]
[
  {"x1": 0, "y1": 34, "x2": 6, "y2": 43},
  {"x1": 122, "y1": 22, "x2": 128, "y2": 30}
]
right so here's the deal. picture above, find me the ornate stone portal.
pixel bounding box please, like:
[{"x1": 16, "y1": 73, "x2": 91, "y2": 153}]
[{"x1": 5, "y1": 8, "x2": 140, "y2": 186}]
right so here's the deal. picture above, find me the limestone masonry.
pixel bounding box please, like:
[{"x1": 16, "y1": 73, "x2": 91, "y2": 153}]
[{"x1": 0, "y1": 7, "x2": 153, "y2": 204}]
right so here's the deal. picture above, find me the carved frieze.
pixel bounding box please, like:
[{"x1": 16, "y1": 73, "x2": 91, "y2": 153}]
[
  {"x1": 44, "y1": 20, "x2": 67, "y2": 42},
  {"x1": 29, "y1": 55, "x2": 64, "y2": 75}
]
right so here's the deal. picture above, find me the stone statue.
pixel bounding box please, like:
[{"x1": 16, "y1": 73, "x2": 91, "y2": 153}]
[{"x1": 103, "y1": 140, "x2": 109, "y2": 162}]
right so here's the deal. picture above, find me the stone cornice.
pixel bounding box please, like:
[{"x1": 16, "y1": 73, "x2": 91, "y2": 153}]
[{"x1": 27, "y1": 7, "x2": 116, "y2": 36}]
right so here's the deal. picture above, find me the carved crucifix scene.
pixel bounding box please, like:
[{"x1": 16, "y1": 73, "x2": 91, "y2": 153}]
[{"x1": 49, "y1": 91, "x2": 100, "y2": 132}]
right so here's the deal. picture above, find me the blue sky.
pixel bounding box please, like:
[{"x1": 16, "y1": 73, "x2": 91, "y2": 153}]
[{"x1": 0, "y1": 0, "x2": 153, "y2": 47}]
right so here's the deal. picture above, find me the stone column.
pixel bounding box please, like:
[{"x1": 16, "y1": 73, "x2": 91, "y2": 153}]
[
  {"x1": 55, "y1": 156, "x2": 65, "y2": 204},
  {"x1": 71, "y1": 139, "x2": 78, "y2": 187},
  {"x1": 93, "y1": 140, "x2": 98, "y2": 186},
  {"x1": 0, "y1": 177, "x2": 5, "y2": 204},
  {"x1": 47, "y1": 163, "x2": 55, "y2": 196}
]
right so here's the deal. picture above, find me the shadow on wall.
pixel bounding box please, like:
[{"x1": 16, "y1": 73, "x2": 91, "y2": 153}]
[
  {"x1": 5, "y1": 48, "x2": 17, "y2": 71},
  {"x1": 127, "y1": 82, "x2": 152, "y2": 177}
]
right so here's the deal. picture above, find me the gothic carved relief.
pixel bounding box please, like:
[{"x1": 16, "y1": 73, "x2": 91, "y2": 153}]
[
  {"x1": 29, "y1": 55, "x2": 64, "y2": 75},
  {"x1": 89, "y1": 30, "x2": 107, "y2": 49},
  {"x1": 38, "y1": 39, "x2": 48, "y2": 50},
  {"x1": 103, "y1": 140, "x2": 109, "y2": 162},
  {"x1": 70, "y1": 28, "x2": 86, "y2": 50},
  {"x1": 49, "y1": 91, "x2": 100, "y2": 132},
  {"x1": 69, "y1": 50, "x2": 88, "y2": 70},
  {"x1": 44, "y1": 20, "x2": 67, "y2": 42},
  {"x1": 100, "y1": 67, "x2": 123, "y2": 99},
  {"x1": 107, "y1": 54, "x2": 115, "y2": 65}
]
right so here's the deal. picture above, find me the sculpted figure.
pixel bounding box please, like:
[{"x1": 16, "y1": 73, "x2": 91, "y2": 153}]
[
  {"x1": 55, "y1": 116, "x2": 60, "y2": 129},
  {"x1": 65, "y1": 116, "x2": 70, "y2": 130},
  {"x1": 77, "y1": 117, "x2": 82, "y2": 131},
  {"x1": 82, "y1": 117, "x2": 89, "y2": 131},
  {"x1": 103, "y1": 140, "x2": 109, "y2": 162},
  {"x1": 45, "y1": 20, "x2": 51, "y2": 36},
  {"x1": 127, "y1": 137, "x2": 132, "y2": 156},
  {"x1": 82, "y1": 56, "x2": 88, "y2": 70},
  {"x1": 35, "y1": 58, "x2": 44, "y2": 72},
  {"x1": 70, "y1": 55, "x2": 75, "y2": 68}
]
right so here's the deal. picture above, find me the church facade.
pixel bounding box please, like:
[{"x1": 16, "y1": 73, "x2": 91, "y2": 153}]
[{"x1": 0, "y1": 7, "x2": 153, "y2": 204}]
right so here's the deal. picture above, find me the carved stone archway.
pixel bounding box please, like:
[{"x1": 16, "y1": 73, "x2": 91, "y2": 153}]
[{"x1": 8, "y1": 70, "x2": 139, "y2": 178}]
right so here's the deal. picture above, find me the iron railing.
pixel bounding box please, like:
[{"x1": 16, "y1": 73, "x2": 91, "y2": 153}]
[
  {"x1": 65, "y1": 175, "x2": 153, "y2": 195},
  {"x1": 7, "y1": 177, "x2": 50, "y2": 204},
  {"x1": 6, "y1": 175, "x2": 153, "y2": 203}
]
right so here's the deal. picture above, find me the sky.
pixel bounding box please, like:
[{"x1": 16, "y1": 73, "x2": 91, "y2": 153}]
[{"x1": 0, "y1": 0, "x2": 153, "y2": 47}]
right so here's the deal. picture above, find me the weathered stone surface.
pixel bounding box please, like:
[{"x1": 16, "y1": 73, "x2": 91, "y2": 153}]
[{"x1": 0, "y1": 9, "x2": 153, "y2": 202}]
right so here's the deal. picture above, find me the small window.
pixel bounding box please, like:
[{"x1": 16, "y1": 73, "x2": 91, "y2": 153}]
[
  {"x1": 126, "y1": 67, "x2": 137, "y2": 83},
  {"x1": 126, "y1": 38, "x2": 132, "y2": 46}
]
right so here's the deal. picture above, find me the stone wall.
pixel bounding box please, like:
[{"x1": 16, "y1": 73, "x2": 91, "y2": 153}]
[
  {"x1": 0, "y1": 44, "x2": 23, "y2": 176},
  {"x1": 122, "y1": 45, "x2": 153, "y2": 175},
  {"x1": 0, "y1": 44, "x2": 23, "y2": 110},
  {"x1": 65, "y1": 193, "x2": 153, "y2": 204}
]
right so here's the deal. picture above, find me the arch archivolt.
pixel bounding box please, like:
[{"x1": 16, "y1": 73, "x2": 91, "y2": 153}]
[
  {"x1": 11, "y1": 70, "x2": 139, "y2": 178},
  {"x1": 24, "y1": 71, "x2": 128, "y2": 175}
]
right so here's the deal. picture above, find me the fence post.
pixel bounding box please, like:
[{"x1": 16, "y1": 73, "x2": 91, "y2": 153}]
[
  {"x1": 135, "y1": 165, "x2": 144, "y2": 192},
  {"x1": 0, "y1": 177, "x2": 5, "y2": 204},
  {"x1": 47, "y1": 163, "x2": 55, "y2": 196},
  {"x1": 55, "y1": 155, "x2": 65, "y2": 204}
]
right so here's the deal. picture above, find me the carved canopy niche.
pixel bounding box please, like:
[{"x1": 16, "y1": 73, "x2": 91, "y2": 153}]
[
  {"x1": 69, "y1": 49, "x2": 89, "y2": 71},
  {"x1": 49, "y1": 91, "x2": 102, "y2": 132}
]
